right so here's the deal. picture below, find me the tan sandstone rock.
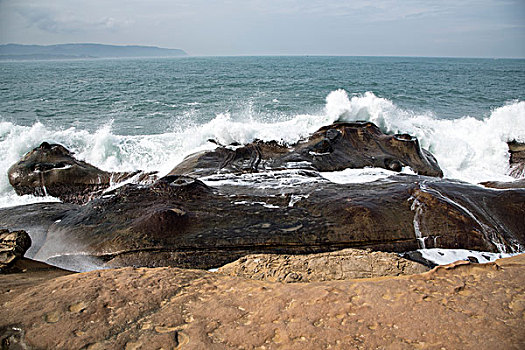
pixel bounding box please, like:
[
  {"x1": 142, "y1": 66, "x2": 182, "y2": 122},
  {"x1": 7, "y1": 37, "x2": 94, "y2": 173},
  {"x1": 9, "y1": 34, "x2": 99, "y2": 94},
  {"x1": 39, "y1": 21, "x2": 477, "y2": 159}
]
[
  {"x1": 217, "y1": 248, "x2": 429, "y2": 282},
  {"x1": 1, "y1": 254, "x2": 524, "y2": 349}
]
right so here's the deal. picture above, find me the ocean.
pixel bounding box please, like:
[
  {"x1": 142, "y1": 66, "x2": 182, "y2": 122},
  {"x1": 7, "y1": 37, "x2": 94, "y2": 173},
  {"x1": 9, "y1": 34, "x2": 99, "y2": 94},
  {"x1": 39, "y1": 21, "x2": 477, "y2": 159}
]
[{"x1": 1, "y1": 56, "x2": 525, "y2": 208}]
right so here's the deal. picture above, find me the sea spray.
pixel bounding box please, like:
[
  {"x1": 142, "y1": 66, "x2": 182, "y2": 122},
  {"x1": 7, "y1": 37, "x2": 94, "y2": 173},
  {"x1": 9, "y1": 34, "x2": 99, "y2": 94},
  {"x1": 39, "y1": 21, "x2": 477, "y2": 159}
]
[
  {"x1": 1, "y1": 90, "x2": 524, "y2": 208},
  {"x1": 325, "y1": 90, "x2": 525, "y2": 183}
]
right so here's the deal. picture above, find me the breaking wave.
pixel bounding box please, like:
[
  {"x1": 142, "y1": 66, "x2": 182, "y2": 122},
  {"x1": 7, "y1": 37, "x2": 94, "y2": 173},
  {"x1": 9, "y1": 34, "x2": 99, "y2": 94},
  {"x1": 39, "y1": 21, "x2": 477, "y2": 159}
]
[{"x1": 1, "y1": 90, "x2": 524, "y2": 207}]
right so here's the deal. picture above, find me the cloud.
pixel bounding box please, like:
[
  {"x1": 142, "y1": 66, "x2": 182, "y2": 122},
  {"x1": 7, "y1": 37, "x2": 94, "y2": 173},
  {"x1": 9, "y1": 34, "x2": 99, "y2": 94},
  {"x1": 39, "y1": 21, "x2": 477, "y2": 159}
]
[
  {"x1": 0, "y1": 0, "x2": 523, "y2": 56},
  {"x1": 13, "y1": 5, "x2": 131, "y2": 34}
]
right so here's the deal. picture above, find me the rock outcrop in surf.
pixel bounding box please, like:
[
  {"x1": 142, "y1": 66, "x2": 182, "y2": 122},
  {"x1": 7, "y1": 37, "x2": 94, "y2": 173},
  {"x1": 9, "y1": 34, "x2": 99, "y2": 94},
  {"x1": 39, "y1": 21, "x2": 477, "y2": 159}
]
[
  {"x1": 508, "y1": 140, "x2": 525, "y2": 178},
  {"x1": 169, "y1": 121, "x2": 443, "y2": 178},
  {"x1": 7, "y1": 122, "x2": 442, "y2": 204},
  {"x1": 3, "y1": 121, "x2": 524, "y2": 271},
  {"x1": 7, "y1": 142, "x2": 157, "y2": 204},
  {"x1": 480, "y1": 140, "x2": 525, "y2": 189}
]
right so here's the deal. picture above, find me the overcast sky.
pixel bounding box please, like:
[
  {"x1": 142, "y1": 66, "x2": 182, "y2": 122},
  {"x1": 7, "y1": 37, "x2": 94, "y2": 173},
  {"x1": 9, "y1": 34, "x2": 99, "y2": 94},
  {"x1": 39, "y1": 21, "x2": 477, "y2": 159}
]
[{"x1": 0, "y1": 0, "x2": 524, "y2": 57}]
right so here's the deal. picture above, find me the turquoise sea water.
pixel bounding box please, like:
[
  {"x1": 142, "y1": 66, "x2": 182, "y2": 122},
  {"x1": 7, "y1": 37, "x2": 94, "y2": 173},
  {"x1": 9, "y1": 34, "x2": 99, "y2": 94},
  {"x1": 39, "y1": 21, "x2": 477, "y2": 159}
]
[
  {"x1": 1, "y1": 56, "x2": 524, "y2": 206},
  {"x1": 1, "y1": 56, "x2": 524, "y2": 134}
]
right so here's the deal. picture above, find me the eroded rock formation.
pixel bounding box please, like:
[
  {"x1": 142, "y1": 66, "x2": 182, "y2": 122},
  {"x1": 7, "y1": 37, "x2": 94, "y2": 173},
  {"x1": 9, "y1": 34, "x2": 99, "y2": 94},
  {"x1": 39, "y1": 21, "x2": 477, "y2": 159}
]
[
  {"x1": 217, "y1": 248, "x2": 428, "y2": 282},
  {"x1": 170, "y1": 121, "x2": 443, "y2": 178},
  {"x1": 481, "y1": 141, "x2": 525, "y2": 189},
  {"x1": 0, "y1": 229, "x2": 31, "y2": 272},
  {"x1": 0, "y1": 173, "x2": 522, "y2": 271},
  {"x1": 0, "y1": 255, "x2": 523, "y2": 349},
  {"x1": 8, "y1": 142, "x2": 157, "y2": 204},
  {"x1": 8, "y1": 122, "x2": 443, "y2": 205},
  {"x1": 508, "y1": 140, "x2": 525, "y2": 178},
  {"x1": 3, "y1": 122, "x2": 524, "y2": 271}
]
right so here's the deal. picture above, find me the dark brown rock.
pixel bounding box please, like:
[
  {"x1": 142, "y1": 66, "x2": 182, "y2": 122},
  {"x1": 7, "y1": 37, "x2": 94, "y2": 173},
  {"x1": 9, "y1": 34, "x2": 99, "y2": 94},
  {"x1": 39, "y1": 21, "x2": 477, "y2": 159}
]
[
  {"x1": 508, "y1": 140, "x2": 525, "y2": 178},
  {"x1": 0, "y1": 174, "x2": 522, "y2": 271},
  {"x1": 0, "y1": 229, "x2": 31, "y2": 272},
  {"x1": 169, "y1": 121, "x2": 443, "y2": 178},
  {"x1": 0, "y1": 255, "x2": 523, "y2": 349},
  {"x1": 7, "y1": 142, "x2": 157, "y2": 204},
  {"x1": 482, "y1": 141, "x2": 525, "y2": 188},
  {"x1": 7, "y1": 123, "x2": 441, "y2": 205}
]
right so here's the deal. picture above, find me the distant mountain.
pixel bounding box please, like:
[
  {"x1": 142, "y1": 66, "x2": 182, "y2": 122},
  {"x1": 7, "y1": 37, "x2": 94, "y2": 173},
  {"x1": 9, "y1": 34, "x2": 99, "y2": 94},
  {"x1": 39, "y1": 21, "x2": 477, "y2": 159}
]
[{"x1": 0, "y1": 43, "x2": 187, "y2": 60}]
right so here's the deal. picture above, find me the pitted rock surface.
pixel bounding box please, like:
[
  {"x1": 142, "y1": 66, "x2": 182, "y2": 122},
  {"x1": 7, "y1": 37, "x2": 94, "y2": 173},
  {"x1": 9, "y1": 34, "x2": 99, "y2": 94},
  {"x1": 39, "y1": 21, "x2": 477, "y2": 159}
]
[
  {"x1": 0, "y1": 255, "x2": 523, "y2": 349},
  {"x1": 217, "y1": 248, "x2": 428, "y2": 282}
]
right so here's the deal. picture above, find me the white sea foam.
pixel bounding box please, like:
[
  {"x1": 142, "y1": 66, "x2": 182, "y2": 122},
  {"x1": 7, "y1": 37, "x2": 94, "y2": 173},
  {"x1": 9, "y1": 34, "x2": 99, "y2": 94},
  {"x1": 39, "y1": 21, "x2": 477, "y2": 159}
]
[
  {"x1": 415, "y1": 248, "x2": 521, "y2": 266},
  {"x1": 0, "y1": 192, "x2": 60, "y2": 208},
  {"x1": 196, "y1": 91, "x2": 525, "y2": 184},
  {"x1": 1, "y1": 90, "x2": 524, "y2": 207},
  {"x1": 0, "y1": 120, "x2": 214, "y2": 207},
  {"x1": 201, "y1": 169, "x2": 325, "y2": 189},
  {"x1": 325, "y1": 90, "x2": 525, "y2": 183},
  {"x1": 320, "y1": 167, "x2": 415, "y2": 184}
]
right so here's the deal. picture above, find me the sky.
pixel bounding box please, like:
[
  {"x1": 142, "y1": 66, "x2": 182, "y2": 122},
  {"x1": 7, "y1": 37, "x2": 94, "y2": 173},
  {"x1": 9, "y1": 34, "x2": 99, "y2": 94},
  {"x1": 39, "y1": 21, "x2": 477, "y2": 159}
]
[{"x1": 0, "y1": 0, "x2": 524, "y2": 57}]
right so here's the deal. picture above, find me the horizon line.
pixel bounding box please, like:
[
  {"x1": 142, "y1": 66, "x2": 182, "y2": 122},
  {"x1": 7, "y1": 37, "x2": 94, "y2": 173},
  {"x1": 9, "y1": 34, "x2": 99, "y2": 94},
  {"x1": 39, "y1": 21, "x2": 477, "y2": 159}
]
[{"x1": 1, "y1": 42, "x2": 524, "y2": 60}]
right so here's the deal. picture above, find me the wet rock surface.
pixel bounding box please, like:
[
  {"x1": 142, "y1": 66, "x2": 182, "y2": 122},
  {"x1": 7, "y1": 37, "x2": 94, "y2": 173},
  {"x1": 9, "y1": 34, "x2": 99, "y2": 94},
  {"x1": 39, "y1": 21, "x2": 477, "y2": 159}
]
[
  {"x1": 481, "y1": 141, "x2": 525, "y2": 189},
  {"x1": 480, "y1": 178, "x2": 525, "y2": 189},
  {"x1": 0, "y1": 229, "x2": 31, "y2": 272},
  {"x1": 0, "y1": 254, "x2": 523, "y2": 349},
  {"x1": 0, "y1": 174, "x2": 523, "y2": 270},
  {"x1": 217, "y1": 248, "x2": 429, "y2": 282},
  {"x1": 7, "y1": 122, "x2": 442, "y2": 205},
  {"x1": 169, "y1": 121, "x2": 443, "y2": 178},
  {"x1": 8, "y1": 142, "x2": 157, "y2": 204},
  {"x1": 508, "y1": 140, "x2": 525, "y2": 178},
  {"x1": 2, "y1": 122, "x2": 524, "y2": 271}
]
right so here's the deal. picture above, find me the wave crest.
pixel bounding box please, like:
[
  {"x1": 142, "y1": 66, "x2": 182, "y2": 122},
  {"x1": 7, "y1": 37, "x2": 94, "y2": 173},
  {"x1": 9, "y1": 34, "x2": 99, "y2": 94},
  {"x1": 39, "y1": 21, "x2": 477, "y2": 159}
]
[{"x1": 1, "y1": 90, "x2": 524, "y2": 206}]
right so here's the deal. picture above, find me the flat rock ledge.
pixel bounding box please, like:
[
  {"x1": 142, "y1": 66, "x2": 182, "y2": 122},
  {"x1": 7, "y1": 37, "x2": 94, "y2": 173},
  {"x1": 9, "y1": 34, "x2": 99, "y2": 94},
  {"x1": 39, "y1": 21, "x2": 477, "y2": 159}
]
[
  {"x1": 1, "y1": 254, "x2": 524, "y2": 349},
  {"x1": 217, "y1": 248, "x2": 429, "y2": 282}
]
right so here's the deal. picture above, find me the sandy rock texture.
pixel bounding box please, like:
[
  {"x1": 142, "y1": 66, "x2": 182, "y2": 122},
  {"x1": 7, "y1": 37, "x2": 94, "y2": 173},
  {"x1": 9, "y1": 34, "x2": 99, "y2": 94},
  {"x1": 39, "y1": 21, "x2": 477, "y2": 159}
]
[
  {"x1": 218, "y1": 248, "x2": 429, "y2": 282},
  {"x1": 1, "y1": 254, "x2": 524, "y2": 349},
  {"x1": 0, "y1": 258, "x2": 72, "y2": 293}
]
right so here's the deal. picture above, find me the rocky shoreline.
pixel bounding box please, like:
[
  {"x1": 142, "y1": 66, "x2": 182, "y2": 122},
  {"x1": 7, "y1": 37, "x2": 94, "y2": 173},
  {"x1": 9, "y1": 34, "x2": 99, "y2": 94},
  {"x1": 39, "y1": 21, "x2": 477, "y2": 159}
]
[
  {"x1": 1, "y1": 121, "x2": 524, "y2": 348},
  {"x1": 1, "y1": 252, "x2": 524, "y2": 349}
]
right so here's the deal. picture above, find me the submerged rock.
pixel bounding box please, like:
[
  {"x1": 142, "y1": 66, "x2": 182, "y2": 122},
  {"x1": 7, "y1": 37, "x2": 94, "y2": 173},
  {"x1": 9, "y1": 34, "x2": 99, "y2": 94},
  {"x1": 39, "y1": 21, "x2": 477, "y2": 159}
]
[
  {"x1": 217, "y1": 248, "x2": 429, "y2": 282},
  {"x1": 7, "y1": 142, "x2": 157, "y2": 204},
  {"x1": 169, "y1": 121, "x2": 443, "y2": 177},
  {"x1": 0, "y1": 255, "x2": 523, "y2": 349},
  {"x1": 0, "y1": 229, "x2": 31, "y2": 272}
]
